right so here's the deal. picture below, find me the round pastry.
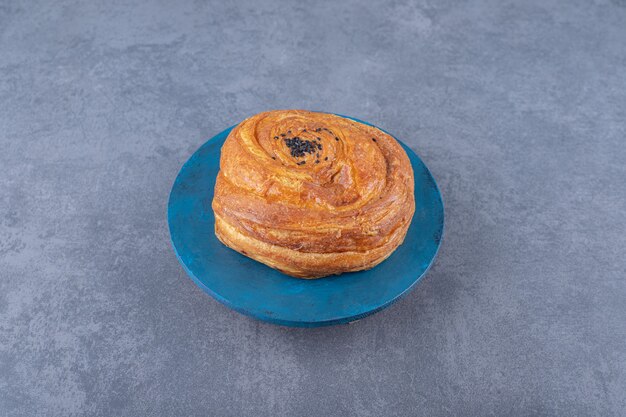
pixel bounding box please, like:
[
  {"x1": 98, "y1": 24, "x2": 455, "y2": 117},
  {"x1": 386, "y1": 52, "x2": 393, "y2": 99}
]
[{"x1": 212, "y1": 110, "x2": 415, "y2": 279}]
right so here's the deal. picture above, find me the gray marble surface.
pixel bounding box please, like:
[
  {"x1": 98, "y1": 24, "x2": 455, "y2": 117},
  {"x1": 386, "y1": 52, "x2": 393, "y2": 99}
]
[{"x1": 1, "y1": 0, "x2": 625, "y2": 416}]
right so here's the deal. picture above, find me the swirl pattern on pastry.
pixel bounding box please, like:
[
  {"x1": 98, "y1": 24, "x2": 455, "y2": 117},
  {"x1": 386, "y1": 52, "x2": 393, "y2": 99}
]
[{"x1": 212, "y1": 110, "x2": 415, "y2": 278}]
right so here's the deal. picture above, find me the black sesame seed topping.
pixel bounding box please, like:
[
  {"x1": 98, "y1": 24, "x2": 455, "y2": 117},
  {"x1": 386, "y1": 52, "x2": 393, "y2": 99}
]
[
  {"x1": 324, "y1": 156, "x2": 328, "y2": 161},
  {"x1": 302, "y1": 129, "x2": 307, "y2": 132},
  {"x1": 335, "y1": 137, "x2": 339, "y2": 141},
  {"x1": 280, "y1": 133, "x2": 286, "y2": 137},
  {"x1": 315, "y1": 128, "x2": 321, "y2": 132},
  {"x1": 297, "y1": 161, "x2": 306, "y2": 165},
  {"x1": 271, "y1": 156, "x2": 276, "y2": 160},
  {"x1": 372, "y1": 138, "x2": 377, "y2": 142},
  {"x1": 274, "y1": 136, "x2": 278, "y2": 139},
  {"x1": 316, "y1": 137, "x2": 321, "y2": 140},
  {"x1": 315, "y1": 160, "x2": 320, "y2": 164},
  {"x1": 284, "y1": 137, "x2": 319, "y2": 158},
  {"x1": 287, "y1": 130, "x2": 292, "y2": 134}
]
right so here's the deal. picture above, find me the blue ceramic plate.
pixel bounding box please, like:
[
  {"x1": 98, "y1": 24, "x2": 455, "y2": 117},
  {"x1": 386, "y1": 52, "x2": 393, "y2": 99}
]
[{"x1": 168, "y1": 116, "x2": 444, "y2": 327}]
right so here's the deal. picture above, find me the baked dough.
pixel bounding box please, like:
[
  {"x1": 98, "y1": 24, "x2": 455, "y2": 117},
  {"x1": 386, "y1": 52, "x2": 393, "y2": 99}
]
[{"x1": 212, "y1": 110, "x2": 415, "y2": 278}]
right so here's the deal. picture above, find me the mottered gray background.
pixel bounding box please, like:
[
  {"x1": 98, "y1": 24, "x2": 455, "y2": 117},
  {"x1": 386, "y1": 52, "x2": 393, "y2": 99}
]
[{"x1": 1, "y1": 0, "x2": 625, "y2": 416}]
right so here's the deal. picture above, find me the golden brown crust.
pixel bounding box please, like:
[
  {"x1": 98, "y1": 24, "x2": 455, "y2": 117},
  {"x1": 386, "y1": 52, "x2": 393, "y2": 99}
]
[{"x1": 212, "y1": 110, "x2": 415, "y2": 278}]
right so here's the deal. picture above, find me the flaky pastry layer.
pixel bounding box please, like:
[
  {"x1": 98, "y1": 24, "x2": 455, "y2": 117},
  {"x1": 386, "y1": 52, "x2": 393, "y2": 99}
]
[{"x1": 212, "y1": 110, "x2": 415, "y2": 278}]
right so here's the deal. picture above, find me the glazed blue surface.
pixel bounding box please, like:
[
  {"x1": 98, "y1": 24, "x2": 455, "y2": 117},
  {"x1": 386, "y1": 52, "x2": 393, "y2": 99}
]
[{"x1": 168, "y1": 117, "x2": 444, "y2": 327}]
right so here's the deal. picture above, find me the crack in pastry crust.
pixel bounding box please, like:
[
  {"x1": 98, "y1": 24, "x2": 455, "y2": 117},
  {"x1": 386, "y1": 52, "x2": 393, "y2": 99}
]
[{"x1": 212, "y1": 110, "x2": 415, "y2": 278}]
